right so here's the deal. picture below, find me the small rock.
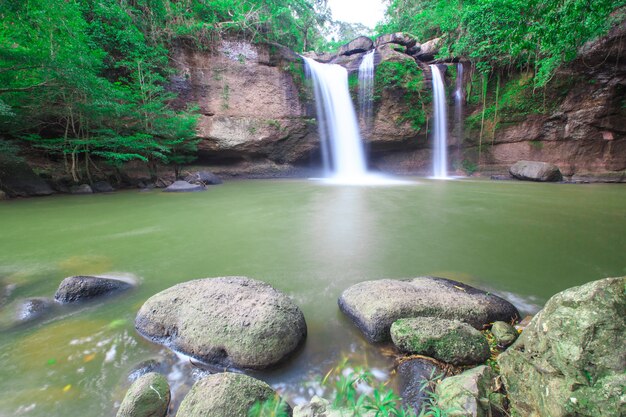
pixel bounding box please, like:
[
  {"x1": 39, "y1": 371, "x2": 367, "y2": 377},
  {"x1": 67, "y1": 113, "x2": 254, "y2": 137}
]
[
  {"x1": 163, "y1": 180, "x2": 205, "y2": 192},
  {"x1": 92, "y1": 181, "x2": 114, "y2": 193},
  {"x1": 117, "y1": 372, "x2": 170, "y2": 417},
  {"x1": 0, "y1": 297, "x2": 55, "y2": 328},
  {"x1": 391, "y1": 317, "x2": 491, "y2": 365},
  {"x1": 184, "y1": 171, "x2": 222, "y2": 185},
  {"x1": 70, "y1": 184, "x2": 93, "y2": 194},
  {"x1": 435, "y1": 365, "x2": 501, "y2": 417},
  {"x1": 509, "y1": 160, "x2": 562, "y2": 182},
  {"x1": 0, "y1": 190, "x2": 7, "y2": 200},
  {"x1": 490, "y1": 321, "x2": 518, "y2": 347},
  {"x1": 338, "y1": 36, "x2": 374, "y2": 56},
  {"x1": 338, "y1": 277, "x2": 520, "y2": 343},
  {"x1": 54, "y1": 275, "x2": 134, "y2": 304},
  {"x1": 177, "y1": 372, "x2": 290, "y2": 417},
  {"x1": 135, "y1": 277, "x2": 307, "y2": 369},
  {"x1": 397, "y1": 359, "x2": 442, "y2": 413}
]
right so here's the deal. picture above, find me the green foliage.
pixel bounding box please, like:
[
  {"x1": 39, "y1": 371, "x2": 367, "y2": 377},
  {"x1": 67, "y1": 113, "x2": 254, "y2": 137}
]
[
  {"x1": 375, "y1": 61, "x2": 431, "y2": 130},
  {"x1": 248, "y1": 395, "x2": 290, "y2": 417},
  {"x1": 380, "y1": 0, "x2": 625, "y2": 85}
]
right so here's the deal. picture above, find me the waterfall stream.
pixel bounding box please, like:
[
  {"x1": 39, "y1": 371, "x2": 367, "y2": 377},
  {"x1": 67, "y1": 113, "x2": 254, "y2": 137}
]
[
  {"x1": 358, "y1": 50, "x2": 375, "y2": 126},
  {"x1": 430, "y1": 65, "x2": 449, "y2": 179}
]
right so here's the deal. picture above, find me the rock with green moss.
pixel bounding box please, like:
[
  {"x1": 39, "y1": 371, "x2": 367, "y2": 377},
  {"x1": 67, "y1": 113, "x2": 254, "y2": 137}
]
[
  {"x1": 391, "y1": 317, "x2": 490, "y2": 365},
  {"x1": 339, "y1": 277, "x2": 519, "y2": 343},
  {"x1": 177, "y1": 372, "x2": 291, "y2": 417},
  {"x1": 490, "y1": 321, "x2": 518, "y2": 347},
  {"x1": 498, "y1": 276, "x2": 626, "y2": 417},
  {"x1": 135, "y1": 277, "x2": 307, "y2": 369},
  {"x1": 435, "y1": 366, "x2": 502, "y2": 417},
  {"x1": 116, "y1": 372, "x2": 170, "y2": 417}
]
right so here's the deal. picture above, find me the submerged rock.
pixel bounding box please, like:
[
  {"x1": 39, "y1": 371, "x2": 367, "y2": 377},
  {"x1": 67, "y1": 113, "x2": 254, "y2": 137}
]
[
  {"x1": 70, "y1": 184, "x2": 94, "y2": 194},
  {"x1": 117, "y1": 372, "x2": 170, "y2": 417},
  {"x1": 163, "y1": 180, "x2": 205, "y2": 192},
  {"x1": 54, "y1": 275, "x2": 134, "y2": 304},
  {"x1": 338, "y1": 277, "x2": 520, "y2": 342},
  {"x1": 184, "y1": 171, "x2": 222, "y2": 185},
  {"x1": 0, "y1": 297, "x2": 55, "y2": 328},
  {"x1": 177, "y1": 372, "x2": 290, "y2": 417},
  {"x1": 509, "y1": 160, "x2": 562, "y2": 182},
  {"x1": 391, "y1": 317, "x2": 490, "y2": 365},
  {"x1": 397, "y1": 359, "x2": 442, "y2": 413},
  {"x1": 490, "y1": 321, "x2": 518, "y2": 347},
  {"x1": 498, "y1": 277, "x2": 626, "y2": 417},
  {"x1": 92, "y1": 181, "x2": 114, "y2": 193},
  {"x1": 135, "y1": 277, "x2": 307, "y2": 369},
  {"x1": 435, "y1": 365, "x2": 504, "y2": 417}
]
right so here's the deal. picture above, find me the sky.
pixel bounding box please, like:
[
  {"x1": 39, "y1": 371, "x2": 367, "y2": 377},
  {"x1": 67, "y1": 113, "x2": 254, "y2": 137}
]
[{"x1": 327, "y1": 0, "x2": 387, "y2": 29}]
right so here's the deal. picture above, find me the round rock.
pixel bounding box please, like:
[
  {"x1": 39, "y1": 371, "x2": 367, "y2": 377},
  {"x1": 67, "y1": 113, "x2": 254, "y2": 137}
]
[
  {"x1": 509, "y1": 160, "x2": 562, "y2": 182},
  {"x1": 391, "y1": 317, "x2": 491, "y2": 365},
  {"x1": 177, "y1": 372, "x2": 290, "y2": 417},
  {"x1": 117, "y1": 372, "x2": 170, "y2": 417},
  {"x1": 163, "y1": 180, "x2": 205, "y2": 192},
  {"x1": 338, "y1": 277, "x2": 520, "y2": 342},
  {"x1": 135, "y1": 277, "x2": 307, "y2": 369},
  {"x1": 490, "y1": 321, "x2": 518, "y2": 347},
  {"x1": 55, "y1": 275, "x2": 134, "y2": 304}
]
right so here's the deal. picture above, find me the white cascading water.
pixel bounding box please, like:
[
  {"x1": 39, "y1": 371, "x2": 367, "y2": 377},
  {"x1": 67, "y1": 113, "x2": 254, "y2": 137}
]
[
  {"x1": 454, "y1": 63, "x2": 464, "y2": 152},
  {"x1": 302, "y1": 56, "x2": 369, "y2": 182},
  {"x1": 358, "y1": 50, "x2": 375, "y2": 126},
  {"x1": 430, "y1": 64, "x2": 449, "y2": 179}
]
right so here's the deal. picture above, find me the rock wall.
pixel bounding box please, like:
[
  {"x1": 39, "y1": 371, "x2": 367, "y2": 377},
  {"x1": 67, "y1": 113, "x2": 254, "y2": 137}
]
[{"x1": 170, "y1": 40, "x2": 319, "y2": 169}]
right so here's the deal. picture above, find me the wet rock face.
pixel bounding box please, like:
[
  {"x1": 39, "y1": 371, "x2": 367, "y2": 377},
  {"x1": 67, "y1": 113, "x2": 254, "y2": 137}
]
[
  {"x1": 54, "y1": 276, "x2": 134, "y2": 304},
  {"x1": 0, "y1": 297, "x2": 55, "y2": 329},
  {"x1": 338, "y1": 277, "x2": 520, "y2": 343},
  {"x1": 177, "y1": 372, "x2": 291, "y2": 417},
  {"x1": 338, "y1": 36, "x2": 374, "y2": 56},
  {"x1": 117, "y1": 372, "x2": 170, "y2": 417},
  {"x1": 391, "y1": 317, "x2": 491, "y2": 365},
  {"x1": 135, "y1": 277, "x2": 307, "y2": 369},
  {"x1": 509, "y1": 160, "x2": 562, "y2": 182},
  {"x1": 183, "y1": 171, "x2": 222, "y2": 185},
  {"x1": 397, "y1": 359, "x2": 442, "y2": 413},
  {"x1": 498, "y1": 277, "x2": 626, "y2": 417}
]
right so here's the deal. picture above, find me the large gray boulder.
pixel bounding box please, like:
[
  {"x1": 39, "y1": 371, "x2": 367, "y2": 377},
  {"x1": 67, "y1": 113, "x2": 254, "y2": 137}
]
[
  {"x1": 163, "y1": 180, "x2": 205, "y2": 192},
  {"x1": 92, "y1": 181, "x2": 114, "y2": 192},
  {"x1": 391, "y1": 317, "x2": 491, "y2": 365},
  {"x1": 509, "y1": 160, "x2": 562, "y2": 182},
  {"x1": 0, "y1": 156, "x2": 54, "y2": 197},
  {"x1": 55, "y1": 275, "x2": 134, "y2": 304},
  {"x1": 338, "y1": 277, "x2": 520, "y2": 342},
  {"x1": 435, "y1": 365, "x2": 505, "y2": 417},
  {"x1": 338, "y1": 36, "x2": 374, "y2": 56},
  {"x1": 177, "y1": 372, "x2": 290, "y2": 417},
  {"x1": 375, "y1": 32, "x2": 418, "y2": 48},
  {"x1": 498, "y1": 277, "x2": 626, "y2": 417},
  {"x1": 135, "y1": 277, "x2": 307, "y2": 369},
  {"x1": 184, "y1": 171, "x2": 222, "y2": 185},
  {"x1": 415, "y1": 37, "x2": 442, "y2": 61},
  {"x1": 117, "y1": 372, "x2": 170, "y2": 417}
]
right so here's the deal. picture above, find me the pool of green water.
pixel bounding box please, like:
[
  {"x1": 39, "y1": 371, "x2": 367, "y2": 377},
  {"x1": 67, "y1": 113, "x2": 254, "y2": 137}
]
[{"x1": 1, "y1": 178, "x2": 625, "y2": 416}]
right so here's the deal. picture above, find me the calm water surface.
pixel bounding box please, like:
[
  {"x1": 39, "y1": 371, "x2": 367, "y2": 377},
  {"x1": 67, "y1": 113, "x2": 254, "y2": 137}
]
[{"x1": 1, "y1": 178, "x2": 625, "y2": 416}]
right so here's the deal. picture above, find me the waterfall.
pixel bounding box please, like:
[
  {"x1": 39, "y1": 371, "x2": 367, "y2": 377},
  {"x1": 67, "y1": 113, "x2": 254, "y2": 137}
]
[
  {"x1": 454, "y1": 63, "x2": 464, "y2": 158},
  {"x1": 430, "y1": 65, "x2": 449, "y2": 179},
  {"x1": 358, "y1": 50, "x2": 375, "y2": 126},
  {"x1": 302, "y1": 56, "x2": 368, "y2": 182}
]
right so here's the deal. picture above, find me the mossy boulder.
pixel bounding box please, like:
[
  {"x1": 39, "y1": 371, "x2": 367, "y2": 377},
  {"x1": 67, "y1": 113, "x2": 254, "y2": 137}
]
[
  {"x1": 339, "y1": 277, "x2": 519, "y2": 342},
  {"x1": 177, "y1": 372, "x2": 291, "y2": 417},
  {"x1": 135, "y1": 277, "x2": 307, "y2": 369},
  {"x1": 490, "y1": 321, "x2": 518, "y2": 347},
  {"x1": 498, "y1": 277, "x2": 626, "y2": 417},
  {"x1": 391, "y1": 317, "x2": 490, "y2": 365},
  {"x1": 117, "y1": 372, "x2": 170, "y2": 417},
  {"x1": 435, "y1": 366, "x2": 503, "y2": 417}
]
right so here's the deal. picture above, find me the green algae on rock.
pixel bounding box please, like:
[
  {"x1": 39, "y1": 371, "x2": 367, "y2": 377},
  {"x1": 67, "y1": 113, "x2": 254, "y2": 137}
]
[{"x1": 117, "y1": 372, "x2": 170, "y2": 417}]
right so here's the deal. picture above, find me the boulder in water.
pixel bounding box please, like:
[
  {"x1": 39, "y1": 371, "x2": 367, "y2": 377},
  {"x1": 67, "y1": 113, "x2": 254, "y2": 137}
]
[
  {"x1": 0, "y1": 190, "x2": 6, "y2": 200},
  {"x1": 117, "y1": 372, "x2": 170, "y2": 417},
  {"x1": 391, "y1": 317, "x2": 491, "y2": 365},
  {"x1": 70, "y1": 184, "x2": 93, "y2": 194},
  {"x1": 0, "y1": 156, "x2": 54, "y2": 197},
  {"x1": 184, "y1": 171, "x2": 222, "y2": 185},
  {"x1": 163, "y1": 180, "x2": 205, "y2": 192},
  {"x1": 92, "y1": 181, "x2": 114, "y2": 192},
  {"x1": 135, "y1": 277, "x2": 307, "y2": 369},
  {"x1": 498, "y1": 277, "x2": 626, "y2": 417},
  {"x1": 0, "y1": 297, "x2": 55, "y2": 329},
  {"x1": 509, "y1": 160, "x2": 562, "y2": 182},
  {"x1": 177, "y1": 372, "x2": 290, "y2": 417},
  {"x1": 338, "y1": 277, "x2": 520, "y2": 342},
  {"x1": 54, "y1": 275, "x2": 134, "y2": 304}
]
